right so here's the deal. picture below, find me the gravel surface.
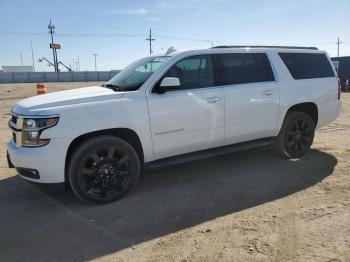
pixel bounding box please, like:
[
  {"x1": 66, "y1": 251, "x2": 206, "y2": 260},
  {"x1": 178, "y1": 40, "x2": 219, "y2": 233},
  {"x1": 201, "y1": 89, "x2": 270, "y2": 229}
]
[{"x1": 0, "y1": 82, "x2": 349, "y2": 262}]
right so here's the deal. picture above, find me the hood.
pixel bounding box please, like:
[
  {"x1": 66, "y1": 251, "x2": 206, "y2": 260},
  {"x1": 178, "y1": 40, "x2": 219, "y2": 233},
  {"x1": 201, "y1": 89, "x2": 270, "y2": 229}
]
[{"x1": 12, "y1": 86, "x2": 122, "y2": 116}]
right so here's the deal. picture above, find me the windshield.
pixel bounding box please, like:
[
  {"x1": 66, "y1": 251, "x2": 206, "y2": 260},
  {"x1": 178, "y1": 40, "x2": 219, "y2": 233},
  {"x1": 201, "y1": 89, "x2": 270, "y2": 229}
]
[{"x1": 104, "y1": 56, "x2": 169, "y2": 91}]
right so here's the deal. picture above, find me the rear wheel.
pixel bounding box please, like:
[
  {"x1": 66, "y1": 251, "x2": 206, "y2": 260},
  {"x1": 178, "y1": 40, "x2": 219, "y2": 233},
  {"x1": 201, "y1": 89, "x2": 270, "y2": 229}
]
[
  {"x1": 275, "y1": 111, "x2": 315, "y2": 158},
  {"x1": 68, "y1": 136, "x2": 141, "y2": 204}
]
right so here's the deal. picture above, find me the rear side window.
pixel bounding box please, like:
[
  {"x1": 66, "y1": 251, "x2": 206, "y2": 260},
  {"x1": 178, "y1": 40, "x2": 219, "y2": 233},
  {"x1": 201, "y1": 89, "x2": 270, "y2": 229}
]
[
  {"x1": 218, "y1": 53, "x2": 275, "y2": 85},
  {"x1": 279, "y1": 53, "x2": 335, "y2": 80}
]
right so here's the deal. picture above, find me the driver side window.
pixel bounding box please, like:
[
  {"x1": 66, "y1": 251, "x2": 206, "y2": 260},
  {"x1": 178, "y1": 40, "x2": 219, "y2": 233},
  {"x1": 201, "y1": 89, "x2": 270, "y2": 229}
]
[{"x1": 163, "y1": 55, "x2": 215, "y2": 91}]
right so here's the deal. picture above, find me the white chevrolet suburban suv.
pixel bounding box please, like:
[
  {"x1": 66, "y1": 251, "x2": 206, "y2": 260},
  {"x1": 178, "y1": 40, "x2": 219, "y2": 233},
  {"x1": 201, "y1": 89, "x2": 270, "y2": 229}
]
[{"x1": 7, "y1": 46, "x2": 342, "y2": 203}]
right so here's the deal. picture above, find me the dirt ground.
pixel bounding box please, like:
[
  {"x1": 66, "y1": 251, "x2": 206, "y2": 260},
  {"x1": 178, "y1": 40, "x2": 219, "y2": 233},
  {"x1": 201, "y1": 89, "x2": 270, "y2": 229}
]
[{"x1": 0, "y1": 82, "x2": 349, "y2": 262}]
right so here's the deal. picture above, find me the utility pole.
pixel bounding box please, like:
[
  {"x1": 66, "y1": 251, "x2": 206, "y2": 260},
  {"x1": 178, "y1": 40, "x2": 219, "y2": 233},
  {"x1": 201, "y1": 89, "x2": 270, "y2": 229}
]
[
  {"x1": 20, "y1": 52, "x2": 23, "y2": 66},
  {"x1": 337, "y1": 37, "x2": 343, "y2": 57},
  {"x1": 146, "y1": 29, "x2": 155, "y2": 55},
  {"x1": 30, "y1": 40, "x2": 35, "y2": 72},
  {"x1": 48, "y1": 19, "x2": 59, "y2": 72},
  {"x1": 93, "y1": 53, "x2": 98, "y2": 71},
  {"x1": 77, "y1": 56, "x2": 80, "y2": 71}
]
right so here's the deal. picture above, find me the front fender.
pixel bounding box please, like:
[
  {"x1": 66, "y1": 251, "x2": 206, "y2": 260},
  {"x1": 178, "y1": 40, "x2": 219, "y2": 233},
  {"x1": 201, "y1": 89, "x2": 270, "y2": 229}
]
[{"x1": 40, "y1": 93, "x2": 155, "y2": 162}]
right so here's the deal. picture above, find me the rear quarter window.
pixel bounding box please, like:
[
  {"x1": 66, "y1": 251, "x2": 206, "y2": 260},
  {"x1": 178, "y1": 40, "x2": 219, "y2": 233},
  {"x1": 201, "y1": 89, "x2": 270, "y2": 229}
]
[
  {"x1": 279, "y1": 53, "x2": 335, "y2": 80},
  {"x1": 218, "y1": 53, "x2": 275, "y2": 86}
]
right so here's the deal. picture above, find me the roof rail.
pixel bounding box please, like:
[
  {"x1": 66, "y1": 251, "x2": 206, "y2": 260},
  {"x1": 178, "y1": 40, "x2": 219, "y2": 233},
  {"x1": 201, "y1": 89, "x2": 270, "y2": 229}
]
[{"x1": 212, "y1": 45, "x2": 318, "y2": 50}]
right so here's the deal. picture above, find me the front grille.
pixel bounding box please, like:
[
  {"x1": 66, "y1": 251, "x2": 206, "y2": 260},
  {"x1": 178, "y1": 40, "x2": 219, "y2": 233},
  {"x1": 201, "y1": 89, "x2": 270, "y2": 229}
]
[{"x1": 9, "y1": 114, "x2": 22, "y2": 147}]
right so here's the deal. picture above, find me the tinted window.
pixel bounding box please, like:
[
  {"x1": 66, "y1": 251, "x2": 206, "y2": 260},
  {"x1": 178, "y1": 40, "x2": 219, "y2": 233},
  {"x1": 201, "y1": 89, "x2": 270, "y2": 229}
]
[
  {"x1": 219, "y1": 53, "x2": 275, "y2": 85},
  {"x1": 279, "y1": 53, "x2": 335, "y2": 80},
  {"x1": 163, "y1": 55, "x2": 215, "y2": 90}
]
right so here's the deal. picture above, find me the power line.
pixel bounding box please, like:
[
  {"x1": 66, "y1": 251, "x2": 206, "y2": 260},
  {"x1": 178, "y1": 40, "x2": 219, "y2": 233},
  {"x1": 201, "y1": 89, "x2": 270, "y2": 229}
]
[
  {"x1": 0, "y1": 30, "x2": 46, "y2": 36},
  {"x1": 0, "y1": 23, "x2": 212, "y2": 37},
  {"x1": 1, "y1": 27, "x2": 349, "y2": 61},
  {"x1": 58, "y1": 32, "x2": 143, "y2": 38},
  {"x1": 0, "y1": 29, "x2": 347, "y2": 47}
]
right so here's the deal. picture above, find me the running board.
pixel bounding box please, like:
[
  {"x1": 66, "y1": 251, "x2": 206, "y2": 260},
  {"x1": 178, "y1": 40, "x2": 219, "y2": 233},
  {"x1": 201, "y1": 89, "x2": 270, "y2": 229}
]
[{"x1": 145, "y1": 137, "x2": 275, "y2": 169}]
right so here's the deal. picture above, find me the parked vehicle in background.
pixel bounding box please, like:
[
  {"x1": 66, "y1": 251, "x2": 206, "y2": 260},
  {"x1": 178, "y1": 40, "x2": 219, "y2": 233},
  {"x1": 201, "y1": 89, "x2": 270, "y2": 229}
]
[
  {"x1": 331, "y1": 56, "x2": 350, "y2": 90},
  {"x1": 7, "y1": 46, "x2": 342, "y2": 203}
]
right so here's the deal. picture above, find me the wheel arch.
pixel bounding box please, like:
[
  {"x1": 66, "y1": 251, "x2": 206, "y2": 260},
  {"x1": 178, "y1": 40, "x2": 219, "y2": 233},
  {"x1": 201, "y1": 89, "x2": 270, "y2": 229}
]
[
  {"x1": 285, "y1": 102, "x2": 318, "y2": 126},
  {"x1": 64, "y1": 128, "x2": 144, "y2": 185}
]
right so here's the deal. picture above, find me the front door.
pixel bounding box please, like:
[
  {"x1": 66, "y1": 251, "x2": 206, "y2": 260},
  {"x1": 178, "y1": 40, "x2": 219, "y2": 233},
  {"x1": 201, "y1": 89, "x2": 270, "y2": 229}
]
[{"x1": 146, "y1": 55, "x2": 225, "y2": 160}]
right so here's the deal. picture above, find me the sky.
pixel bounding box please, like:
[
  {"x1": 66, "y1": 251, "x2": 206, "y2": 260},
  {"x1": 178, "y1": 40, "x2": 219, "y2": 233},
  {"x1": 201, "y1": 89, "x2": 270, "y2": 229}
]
[{"x1": 0, "y1": 0, "x2": 349, "y2": 72}]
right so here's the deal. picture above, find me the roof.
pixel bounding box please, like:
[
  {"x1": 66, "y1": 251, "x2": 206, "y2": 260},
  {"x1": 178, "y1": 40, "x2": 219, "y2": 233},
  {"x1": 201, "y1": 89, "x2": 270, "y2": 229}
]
[
  {"x1": 212, "y1": 45, "x2": 318, "y2": 50},
  {"x1": 152, "y1": 45, "x2": 324, "y2": 60}
]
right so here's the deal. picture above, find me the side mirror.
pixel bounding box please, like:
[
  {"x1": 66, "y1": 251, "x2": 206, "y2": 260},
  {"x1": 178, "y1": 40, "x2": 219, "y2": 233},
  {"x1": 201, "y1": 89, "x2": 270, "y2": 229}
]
[{"x1": 156, "y1": 77, "x2": 180, "y2": 94}]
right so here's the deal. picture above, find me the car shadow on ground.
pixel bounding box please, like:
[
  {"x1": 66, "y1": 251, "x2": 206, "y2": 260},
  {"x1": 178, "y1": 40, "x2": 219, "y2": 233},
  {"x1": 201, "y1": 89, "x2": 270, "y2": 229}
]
[{"x1": 0, "y1": 147, "x2": 337, "y2": 261}]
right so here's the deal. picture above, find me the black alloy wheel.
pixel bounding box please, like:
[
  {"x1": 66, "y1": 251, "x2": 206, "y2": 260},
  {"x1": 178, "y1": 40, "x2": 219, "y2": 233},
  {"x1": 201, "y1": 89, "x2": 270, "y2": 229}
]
[
  {"x1": 276, "y1": 111, "x2": 315, "y2": 158},
  {"x1": 68, "y1": 136, "x2": 141, "y2": 204},
  {"x1": 286, "y1": 118, "x2": 312, "y2": 156}
]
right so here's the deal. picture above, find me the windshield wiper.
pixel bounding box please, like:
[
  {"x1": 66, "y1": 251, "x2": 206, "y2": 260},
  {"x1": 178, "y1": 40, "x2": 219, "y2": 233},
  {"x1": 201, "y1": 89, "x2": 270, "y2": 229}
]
[{"x1": 101, "y1": 83, "x2": 122, "y2": 92}]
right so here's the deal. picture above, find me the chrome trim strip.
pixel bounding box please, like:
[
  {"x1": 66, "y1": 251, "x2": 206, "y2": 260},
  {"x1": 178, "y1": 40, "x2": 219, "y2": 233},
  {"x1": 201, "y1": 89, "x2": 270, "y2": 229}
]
[
  {"x1": 11, "y1": 112, "x2": 60, "y2": 119},
  {"x1": 15, "y1": 117, "x2": 23, "y2": 148},
  {"x1": 8, "y1": 120, "x2": 17, "y2": 130}
]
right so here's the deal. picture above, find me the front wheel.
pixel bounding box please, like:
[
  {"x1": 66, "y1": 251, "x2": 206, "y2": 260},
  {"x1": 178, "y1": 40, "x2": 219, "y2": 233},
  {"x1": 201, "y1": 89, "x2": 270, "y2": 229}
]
[
  {"x1": 68, "y1": 136, "x2": 141, "y2": 204},
  {"x1": 275, "y1": 111, "x2": 315, "y2": 158}
]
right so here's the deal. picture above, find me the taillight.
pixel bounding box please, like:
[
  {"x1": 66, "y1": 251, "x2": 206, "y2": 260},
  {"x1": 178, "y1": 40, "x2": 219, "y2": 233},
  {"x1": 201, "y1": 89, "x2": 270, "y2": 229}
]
[{"x1": 337, "y1": 77, "x2": 341, "y2": 100}]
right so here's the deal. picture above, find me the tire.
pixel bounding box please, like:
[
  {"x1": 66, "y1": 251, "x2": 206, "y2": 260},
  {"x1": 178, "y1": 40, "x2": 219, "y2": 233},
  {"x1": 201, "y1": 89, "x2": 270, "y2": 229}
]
[
  {"x1": 68, "y1": 135, "x2": 141, "y2": 204},
  {"x1": 275, "y1": 111, "x2": 315, "y2": 159}
]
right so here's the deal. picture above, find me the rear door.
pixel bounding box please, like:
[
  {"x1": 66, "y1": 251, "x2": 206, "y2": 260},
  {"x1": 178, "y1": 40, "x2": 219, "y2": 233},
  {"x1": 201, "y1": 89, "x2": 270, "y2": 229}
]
[
  {"x1": 219, "y1": 52, "x2": 280, "y2": 144},
  {"x1": 147, "y1": 54, "x2": 225, "y2": 160}
]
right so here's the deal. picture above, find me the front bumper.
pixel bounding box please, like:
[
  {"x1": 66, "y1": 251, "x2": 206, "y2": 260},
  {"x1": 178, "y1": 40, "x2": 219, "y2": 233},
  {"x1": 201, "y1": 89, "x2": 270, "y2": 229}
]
[
  {"x1": 7, "y1": 151, "x2": 14, "y2": 168},
  {"x1": 7, "y1": 138, "x2": 71, "y2": 183}
]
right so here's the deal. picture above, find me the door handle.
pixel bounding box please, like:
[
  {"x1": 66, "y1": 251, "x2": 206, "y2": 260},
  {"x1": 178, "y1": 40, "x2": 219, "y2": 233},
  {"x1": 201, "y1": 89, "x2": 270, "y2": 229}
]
[
  {"x1": 204, "y1": 97, "x2": 221, "y2": 103},
  {"x1": 262, "y1": 89, "x2": 273, "y2": 96}
]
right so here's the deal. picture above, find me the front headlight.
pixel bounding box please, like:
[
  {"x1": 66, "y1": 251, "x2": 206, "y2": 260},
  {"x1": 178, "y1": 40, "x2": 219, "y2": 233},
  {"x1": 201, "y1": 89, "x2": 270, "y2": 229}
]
[
  {"x1": 21, "y1": 117, "x2": 59, "y2": 147},
  {"x1": 23, "y1": 118, "x2": 58, "y2": 130}
]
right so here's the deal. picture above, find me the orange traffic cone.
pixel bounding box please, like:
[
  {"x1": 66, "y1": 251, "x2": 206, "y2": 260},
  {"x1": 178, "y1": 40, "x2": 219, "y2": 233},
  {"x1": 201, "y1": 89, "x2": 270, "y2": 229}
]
[
  {"x1": 36, "y1": 83, "x2": 47, "y2": 95},
  {"x1": 345, "y1": 79, "x2": 349, "y2": 92}
]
